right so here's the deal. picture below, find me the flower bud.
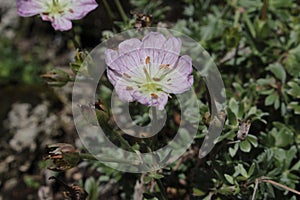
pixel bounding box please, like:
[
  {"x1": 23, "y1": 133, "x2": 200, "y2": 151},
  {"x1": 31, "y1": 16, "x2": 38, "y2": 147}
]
[
  {"x1": 70, "y1": 49, "x2": 88, "y2": 74},
  {"x1": 45, "y1": 143, "x2": 80, "y2": 171},
  {"x1": 41, "y1": 69, "x2": 70, "y2": 87}
]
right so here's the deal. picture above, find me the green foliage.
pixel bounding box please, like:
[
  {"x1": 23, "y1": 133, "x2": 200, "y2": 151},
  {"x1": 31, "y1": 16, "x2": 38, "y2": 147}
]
[
  {"x1": 172, "y1": 0, "x2": 300, "y2": 199},
  {"x1": 76, "y1": 0, "x2": 300, "y2": 199},
  {"x1": 130, "y1": 0, "x2": 170, "y2": 21},
  {"x1": 0, "y1": 38, "x2": 41, "y2": 84}
]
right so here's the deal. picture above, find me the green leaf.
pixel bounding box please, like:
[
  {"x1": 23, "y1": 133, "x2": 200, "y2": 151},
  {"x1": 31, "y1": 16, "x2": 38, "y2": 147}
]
[
  {"x1": 247, "y1": 134, "x2": 258, "y2": 147},
  {"x1": 237, "y1": 164, "x2": 248, "y2": 178},
  {"x1": 229, "y1": 143, "x2": 239, "y2": 157},
  {"x1": 224, "y1": 174, "x2": 234, "y2": 185},
  {"x1": 84, "y1": 177, "x2": 99, "y2": 200},
  {"x1": 240, "y1": 140, "x2": 251, "y2": 152},
  {"x1": 265, "y1": 94, "x2": 277, "y2": 106},
  {"x1": 223, "y1": 27, "x2": 241, "y2": 48},
  {"x1": 285, "y1": 146, "x2": 297, "y2": 168},
  {"x1": 247, "y1": 106, "x2": 257, "y2": 116},
  {"x1": 144, "y1": 176, "x2": 152, "y2": 184},
  {"x1": 274, "y1": 96, "x2": 280, "y2": 110},
  {"x1": 229, "y1": 98, "x2": 239, "y2": 117},
  {"x1": 291, "y1": 160, "x2": 300, "y2": 171},
  {"x1": 267, "y1": 62, "x2": 286, "y2": 83},
  {"x1": 288, "y1": 102, "x2": 300, "y2": 114},
  {"x1": 287, "y1": 81, "x2": 300, "y2": 98},
  {"x1": 227, "y1": 107, "x2": 237, "y2": 125},
  {"x1": 192, "y1": 188, "x2": 206, "y2": 196},
  {"x1": 248, "y1": 163, "x2": 255, "y2": 177},
  {"x1": 149, "y1": 173, "x2": 164, "y2": 180},
  {"x1": 281, "y1": 102, "x2": 287, "y2": 115},
  {"x1": 270, "y1": 127, "x2": 293, "y2": 147}
]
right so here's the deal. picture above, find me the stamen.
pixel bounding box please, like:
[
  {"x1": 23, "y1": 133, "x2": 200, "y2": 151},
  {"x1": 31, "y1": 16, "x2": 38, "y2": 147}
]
[
  {"x1": 145, "y1": 56, "x2": 150, "y2": 64},
  {"x1": 69, "y1": 9, "x2": 74, "y2": 13},
  {"x1": 159, "y1": 64, "x2": 170, "y2": 69},
  {"x1": 153, "y1": 77, "x2": 160, "y2": 81},
  {"x1": 143, "y1": 67, "x2": 151, "y2": 81},
  {"x1": 151, "y1": 93, "x2": 158, "y2": 99},
  {"x1": 123, "y1": 73, "x2": 131, "y2": 78},
  {"x1": 126, "y1": 86, "x2": 133, "y2": 90},
  {"x1": 167, "y1": 78, "x2": 171, "y2": 81}
]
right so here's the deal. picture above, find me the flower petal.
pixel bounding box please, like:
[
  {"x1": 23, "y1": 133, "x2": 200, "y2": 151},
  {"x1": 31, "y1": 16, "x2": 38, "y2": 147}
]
[
  {"x1": 118, "y1": 38, "x2": 142, "y2": 55},
  {"x1": 133, "y1": 91, "x2": 168, "y2": 110},
  {"x1": 141, "y1": 32, "x2": 167, "y2": 64},
  {"x1": 113, "y1": 76, "x2": 138, "y2": 102},
  {"x1": 118, "y1": 38, "x2": 144, "y2": 67},
  {"x1": 63, "y1": 0, "x2": 98, "y2": 20},
  {"x1": 107, "y1": 68, "x2": 120, "y2": 86},
  {"x1": 174, "y1": 55, "x2": 193, "y2": 77},
  {"x1": 142, "y1": 32, "x2": 166, "y2": 49},
  {"x1": 162, "y1": 55, "x2": 194, "y2": 94},
  {"x1": 161, "y1": 37, "x2": 182, "y2": 66},
  {"x1": 163, "y1": 37, "x2": 182, "y2": 54},
  {"x1": 51, "y1": 17, "x2": 72, "y2": 31},
  {"x1": 115, "y1": 84, "x2": 135, "y2": 102},
  {"x1": 17, "y1": 0, "x2": 44, "y2": 17},
  {"x1": 105, "y1": 49, "x2": 119, "y2": 66}
]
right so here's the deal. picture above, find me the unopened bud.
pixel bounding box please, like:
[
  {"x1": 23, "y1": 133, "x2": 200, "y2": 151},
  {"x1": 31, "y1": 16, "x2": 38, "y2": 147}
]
[
  {"x1": 70, "y1": 49, "x2": 90, "y2": 74},
  {"x1": 41, "y1": 69, "x2": 70, "y2": 87},
  {"x1": 45, "y1": 143, "x2": 80, "y2": 171}
]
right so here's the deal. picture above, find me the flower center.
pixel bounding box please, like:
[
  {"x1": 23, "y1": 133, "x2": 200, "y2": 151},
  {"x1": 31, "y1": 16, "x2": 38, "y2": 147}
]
[
  {"x1": 46, "y1": 0, "x2": 70, "y2": 15},
  {"x1": 142, "y1": 82, "x2": 161, "y2": 92}
]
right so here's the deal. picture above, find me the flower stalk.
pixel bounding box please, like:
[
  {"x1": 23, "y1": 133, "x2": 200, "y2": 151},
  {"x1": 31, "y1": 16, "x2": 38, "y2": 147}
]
[{"x1": 114, "y1": 0, "x2": 128, "y2": 23}]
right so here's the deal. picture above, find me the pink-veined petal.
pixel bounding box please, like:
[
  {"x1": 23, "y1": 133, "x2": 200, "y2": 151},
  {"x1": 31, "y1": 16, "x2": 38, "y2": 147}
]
[
  {"x1": 174, "y1": 55, "x2": 193, "y2": 77},
  {"x1": 114, "y1": 77, "x2": 136, "y2": 102},
  {"x1": 17, "y1": 0, "x2": 44, "y2": 17},
  {"x1": 160, "y1": 37, "x2": 182, "y2": 66},
  {"x1": 118, "y1": 38, "x2": 142, "y2": 55},
  {"x1": 105, "y1": 49, "x2": 119, "y2": 66},
  {"x1": 51, "y1": 17, "x2": 72, "y2": 31},
  {"x1": 133, "y1": 91, "x2": 168, "y2": 110},
  {"x1": 141, "y1": 32, "x2": 166, "y2": 49},
  {"x1": 162, "y1": 72, "x2": 193, "y2": 94},
  {"x1": 141, "y1": 32, "x2": 167, "y2": 64},
  {"x1": 63, "y1": 0, "x2": 98, "y2": 20},
  {"x1": 162, "y1": 55, "x2": 193, "y2": 94}
]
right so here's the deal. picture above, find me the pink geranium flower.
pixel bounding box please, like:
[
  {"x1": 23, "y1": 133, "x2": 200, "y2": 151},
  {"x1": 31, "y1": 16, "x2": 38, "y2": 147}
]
[
  {"x1": 17, "y1": 0, "x2": 98, "y2": 31},
  {"x1": 105, "y1": 32, "x2": 194, "y2": 110}
]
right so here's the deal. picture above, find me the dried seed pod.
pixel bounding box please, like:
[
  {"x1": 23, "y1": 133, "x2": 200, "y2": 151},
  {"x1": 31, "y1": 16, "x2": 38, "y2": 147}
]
[
  {"x1": 49, "y1": 176, "x2": 88, "y2": 200},
  {"x1": 131, "y1": 11, "x2": 152, "y2": 29},
  {"x1": 237, "y1": 119, "x2": 251, "y2": 141}
]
